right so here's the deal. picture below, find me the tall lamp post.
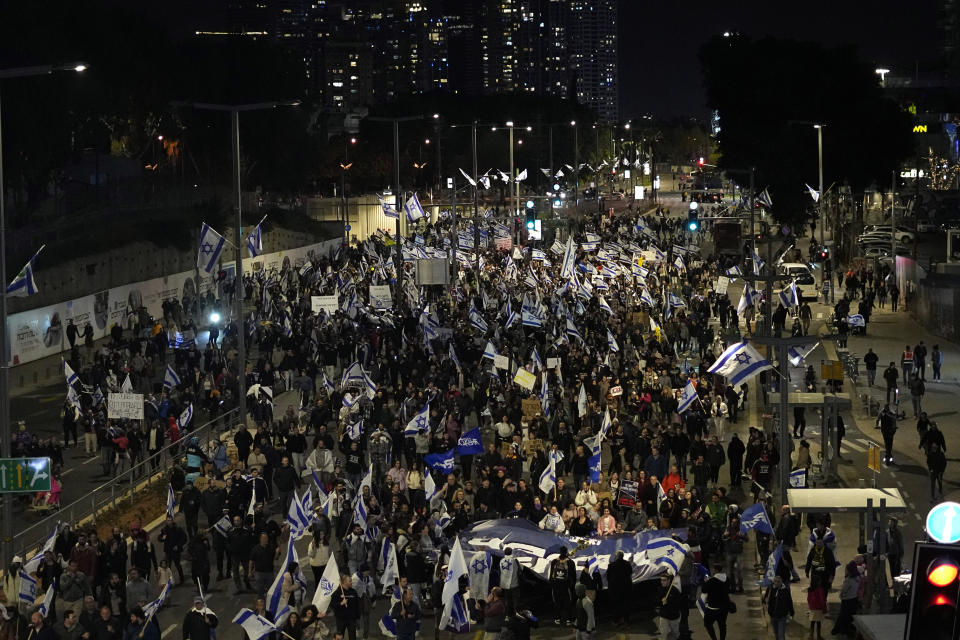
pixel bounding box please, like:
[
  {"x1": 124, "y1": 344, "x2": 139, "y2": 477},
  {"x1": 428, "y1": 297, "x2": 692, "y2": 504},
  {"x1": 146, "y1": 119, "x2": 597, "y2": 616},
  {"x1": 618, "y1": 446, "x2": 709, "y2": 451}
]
[
  {"x1": 571, "y1": 121, "x2": 579, "y2": 206},
  {"x1": 814, "y1": 124, "x2": 825, "y2": 249},
  {"x1": 0, "y1": 62, "x2": 87, "y2": 567},
  {"x1": 172, "y1": 100, "x2": 299, "y2": 436}
]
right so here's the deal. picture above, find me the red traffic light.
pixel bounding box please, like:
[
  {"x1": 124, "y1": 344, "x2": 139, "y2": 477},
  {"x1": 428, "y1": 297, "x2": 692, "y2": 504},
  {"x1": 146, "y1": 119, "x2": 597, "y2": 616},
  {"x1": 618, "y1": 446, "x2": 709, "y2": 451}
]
[{"x1": 929, "y1": 561, "x2": 959, "y2": 587}]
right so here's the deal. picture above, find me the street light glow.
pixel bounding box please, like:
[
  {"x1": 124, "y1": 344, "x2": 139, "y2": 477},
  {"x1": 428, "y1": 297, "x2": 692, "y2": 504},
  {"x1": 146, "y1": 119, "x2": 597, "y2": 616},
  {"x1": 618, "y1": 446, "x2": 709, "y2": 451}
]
[
  {"x1": 570, "y1": 120, "x2": 576, "y2": 126},
  {"x1": 73, "y1": 64, "x2": 87, "y2": 72},
  {"x1": 505, "y1": 120, "x2": 514, "y2": 127},
  {"x1": 209, "y1": 312, "x2": 221, "y2": 323},
  {"x1": 432, "y1": 113, "x2": 439, "y2": 119}
]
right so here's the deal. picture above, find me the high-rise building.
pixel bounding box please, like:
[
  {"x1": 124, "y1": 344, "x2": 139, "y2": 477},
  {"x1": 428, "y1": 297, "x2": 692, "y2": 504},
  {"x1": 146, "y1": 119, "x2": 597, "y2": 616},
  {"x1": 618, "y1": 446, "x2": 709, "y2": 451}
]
[{"x1": 194, "y1": 0, "x2": 619, "y2": 121}]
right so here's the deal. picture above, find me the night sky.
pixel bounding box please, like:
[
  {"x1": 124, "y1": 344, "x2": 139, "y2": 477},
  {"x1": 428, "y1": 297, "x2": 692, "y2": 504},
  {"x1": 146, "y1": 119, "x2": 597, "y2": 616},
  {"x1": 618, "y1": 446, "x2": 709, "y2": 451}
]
[{"x1": 620, "y1": 0, "x2": 944, "y2": 120}]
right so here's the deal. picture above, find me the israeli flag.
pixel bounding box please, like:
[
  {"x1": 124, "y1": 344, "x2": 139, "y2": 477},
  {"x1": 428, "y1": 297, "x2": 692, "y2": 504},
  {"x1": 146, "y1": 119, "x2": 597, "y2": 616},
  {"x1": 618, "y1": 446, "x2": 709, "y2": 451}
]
[
  {"x1": 470, "y1": 308, "x2": 489, "y2": 333},
  {"x1": 311, "y1": 553, "x2": 341, "y2": 612},
  {"x1": 540, "y1": 372, "x2": 551, "y2": 419},
  {"x1": 342, "y1": 393, "x2": 358, "y2": 410},
  {"x1": 163, "y1": 364, "x2": 180, "y2": 390},
  {"x1": 739, "y1": 502, "x2": 774, "y2": 535},
  {"x1": 578, "y1": 384, "x2": 588, "y2": 417},
  {"x1": 560, "y1": 236, "x2": 577, "y2": 280},
  {"x1": 425, "y1": 449, "x2": 455, "y2": 473},
  {"x1": 757, "y1": 187, "x2": 773, "y2": 208},
  {"x1": 566, "y1": 318, "x2": 584, "y2": 343},
  {"x1": 36, "y1": 583, "x2": 55, "y2": 617},
  {"x1": 538, "y1": 456, "x2": 557, "y2": 494},
  {"x1": 142, "y1": 579, "x2": 172, "y2": 623},
  {"x1": 647, "y1": 536, "x2": 689, "y2": 575},
  {"x1": 530, "y1": 347, "x2": 543, "y2": 372},
  {"x1": 233, "y1": 608, "x2": 279, "y2": 640},
  {"x1": 607, "y1": 329, "x2": 620, "y2": 353},
  {"x1": 521, "y1": 308, "x2": 543, "y2": 328},
  {"x1": 17, "y1": 571, "x2": 37, "y2": 605},
  {"x1": 737, "y1": 283, "x2": 757, "y2": 314},
  {"x1": 63, "y1": 360, "x2": 80, "y2": 389},
  {"x1": 467, "y1": 551, "x2": 492, "y2": 598},
  {"x1": 321, "y1": 371, "x2": 336, "y2": 395},
  {"x1": 197, "y1": 223, "x2": 227, "y2": 274},
  {"x1": 707, "y1": 340, "x2": 773, "y2": 386},
  {"x1": 166, "y1": 484, "x2": 176, "y2": 518},
  {"x1": 381, "y1": 539, "x2": 400, "y2": 593},
  {"x1": 23, "y1": 523, "x2": 60, "y2": 575},
  {"x1": 266, "y1": 536, "x2": 297, "y2": 615},
  {"x1": 504, "y1": 301, "x2": 519, "y2": 328},
  {"x1": 673, "y1": 255, "x2": 686, "y2": 272},
  {"x1": 805, "y1": 183, "x2": 820, "y2": 203},
  {"x1": 788, "y1": 342, "x2": 818, "y2": 366},
  {"x1": 213, "y1": 515, "x2": 233, "y2": 537},
  {"x1": 378, "y1": 194, "x2": 399, "y2": 219},
  {"x1": 599, "y1": 408, "x2": 613, "y2": 441},
  {"x1": 760, "y1": 543, "x2": 783, "y2": 587},
  {"x1": 789, "y1": 468, "x2": 808, "y2": 488},
  {"x1": 778, "y1": 281, "x2": 799, "y2": 308},
  {"x1": 439, "y1": 538, "x2": 470, "y2": 632},
  {"x1": 639, "y1": 287, "x2": 655, "y2": 307},
  {"x1": 404, "y1": 193, "x2": 426, "y2": 222},
  {"x1": 345, "y1": 420, "x2": 363, "y2": 440},
  {"x1": 456, "y1": 427, "x2": 484, "y2": 456},
  {"x1": 751, "y1": 247, "x2": 765, "y2": 274},
  {"x1": 846, "y1": 314, "x2": 865, "y2": 328},
  {"x1": 726, "y1": 265, "x2": 743, "y2": 277},
  {"x1": 405, "y1": 403, "x2": 430, "y2": 436},
  {"x1": 247, "y1": 223, "x2": 263, "y2": 258},
  {"x1": 6, "y1": 245, "x2": 44, "y2": 297},
  {"x1": 424, "y1": 472, "x2": 439, "y2": 503},
  {"x1": 678, "y1": 380, "x2": 698, "y2": 414},
  {"x1": 177, "y1": 403, "x2": 193, "y2": 430},
  {"x1": 286, "y1": 488, "x2": 312, "y2": 538},
  {"x1": 482, "y1": 341, "x2": 499, "y2": 360},
  {"x1": 597, "y1": 295, "x2": 613, "y2": 316}
]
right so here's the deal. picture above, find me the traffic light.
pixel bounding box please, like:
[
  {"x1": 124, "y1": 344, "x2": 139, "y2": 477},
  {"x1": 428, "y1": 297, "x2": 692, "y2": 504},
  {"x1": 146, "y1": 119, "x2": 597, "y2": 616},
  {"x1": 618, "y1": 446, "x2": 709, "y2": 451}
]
[
  {"x1": 687, "y1": 202, "x2": 699, "y2": 232},
  {"x1": 525, "y1": 199, "x2": 536, "y2": 229},
  {"x1": 905, "y1": 542, "x2": 960, "y2": 640}
]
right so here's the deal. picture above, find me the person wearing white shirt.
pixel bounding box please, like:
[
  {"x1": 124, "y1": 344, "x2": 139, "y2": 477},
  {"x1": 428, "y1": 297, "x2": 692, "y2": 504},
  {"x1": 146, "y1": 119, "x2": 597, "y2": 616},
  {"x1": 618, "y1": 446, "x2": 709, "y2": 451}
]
[
  {"x1": 499, "y1": 548, "x2": 520, "y2": 613},
  {"x1": 539, "y1": 505, "x2": 566, "y2": 533},
  {"x1": 575, "y1": 482, "x2": 598, "y2": 516},
  {"x1": 711, "y1": 396, "x2": 728, "y2": 442},
  {"x1": 352, "y1": 565, "x2": 377, "y2": 640}
]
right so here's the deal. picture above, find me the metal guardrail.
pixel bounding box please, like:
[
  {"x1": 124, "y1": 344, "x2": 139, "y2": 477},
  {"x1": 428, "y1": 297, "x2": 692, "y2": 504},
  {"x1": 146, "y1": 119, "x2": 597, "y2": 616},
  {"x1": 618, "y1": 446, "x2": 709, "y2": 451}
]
[{"x1": 10, "y1": 408, "x2": 239, "y2": 562}]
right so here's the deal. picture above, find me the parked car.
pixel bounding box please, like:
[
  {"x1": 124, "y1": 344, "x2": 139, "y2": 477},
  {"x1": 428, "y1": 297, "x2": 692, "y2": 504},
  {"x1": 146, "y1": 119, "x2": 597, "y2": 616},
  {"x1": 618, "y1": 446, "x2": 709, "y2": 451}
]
[
  {"x1": 858, "y1": 226, "x2": 915, "y2": 244},
  {"x1": 776, "y1": 262, "x2": 818, "y2": 300}
]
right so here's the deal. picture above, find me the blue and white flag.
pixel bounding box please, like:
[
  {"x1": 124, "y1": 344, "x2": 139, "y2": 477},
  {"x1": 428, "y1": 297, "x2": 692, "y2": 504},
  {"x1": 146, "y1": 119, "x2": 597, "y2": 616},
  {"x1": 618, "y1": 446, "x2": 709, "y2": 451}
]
[
  {"x1": 530, "y1": 347, "x2": 543, "y2": 372},
  {"x1": 538, "y1": 456, "x2": 556, "y2": 494},
  {"x1": 737, "y1": 283, "x2": 757, "y2": 314},
  {"x1": 788, "y1": 342, "x2": 818, "y2": 366},
  {"x1": 197, "y1": 223, "x2": 227, "y2": 274},
  {"x1": 166, "y1": 484, "x2": 176, "y2": 518},
  {"x1": 673, "y1": 255, "x2": 685, "y2": 272},
  {"x1": 266, "y1": 536, "x2": 297, "y2": 615},
  {"x1": 448, "y1": 343, "x2": 462, "y2": 371},
  {"x1": 247, "y1": 223, "x2": 263, "y2": 258},
  {"x1": 405, "y1": 403, "x2": 430, "y2": 436},
  {"x1": 6, "y1": 246, "x2": 44, "y2": 298},
  {"x1": 646, "y1": 536, "x2": 689, "y2": 575},
  {"x1": 311, "y1": 553, "x2": 340, "y2": 613},
  {"x1": 467, "y1": 551, "x2": 492, "y2": 598},
  {"x1": 17, "y1": 571, "x2": 37, "y2": 605},
  {"x1": 342, "y1": 393, "x2": 358, "y2": 411},
  {"x1": 213, "y1": 515, "x2": 233, "y2": 537},
  {"x1": 142, "y1": 579, "x2": 172, "y2": 623},
  {"x1": 751, "y1": 247, "x2": 765, "y2": 274},
  {"x1": 63, "y1": 360, "x2": 79, "y2": 389},
  {"x1": 757, "y1": 187, "x2": 773, "y2": 208},
  {"x1": 588, "y1": 452, "x2": 602, "y2": 484},
  {"x1": 759, "y1": 543, "x2": 783, "y2": 587},
  {"x1": 789, "y1": 468, "x2": 808, "y2": 488},
  {"x1": 560, "y1": 237, "x2": 576, "y2": 280},
  {"x1": 566, "y1": 318, "x2": 584, "y2": 343},
  {"x1": 321, "y1": 371, "x2": 336, "y2": 395},
  {"x1": 233, "y1": 609, "x2": 280, "y2": 640},
  {"x1": 345, "y1": 419, "x2": 363, "y2": 440},
  {"x1": 36, "y1": 584, "x2": 55, "y2": 617},
  {"x1": 23, "y1": 523, "x2": 60, "y2": 574},
  {"x1": 470, "y1": 308, "x2": 489, "y2": 333},
  {"x1": 707, "y1": 340, "x2": 772, "y2": 386},
  {"x1": 286, "y1": 488, "x2": 312, "y2": 538},
  {"x1": 177, "y1": 403, "x2": 193, "y2": 430},
  {"x1": 639, "y1": 287, "x2": 655, "y2": 307},
  {"x1": 378, "y1": 194, "x2": 399, "y2": 219},
  {"x1": 521, "y1": 308, "x2": 543, "y2": 328},
  {"x1": 424, "y1": 472, "x2": 439, "y2": 503},
  {"x1": 726, "y1": 265, "x2": 743, "y2": 277},
  {"x1": 607, "y1": 329, "x2": 619, "y2": 353},
  {"x1": 678, "y1": 380, "x2": 698, "y2": 414},
  {"x1": 482, "y1": 340, "x2": 499, "y2": 360},
  {"x1": 163, "y1": 364, "x2": 180, "y2": 390},
  {"x1": 846, "y1": 314, "x2": 865, "y2": 328},
  {"x1": 404, "y1": 193, "x2": 426, "y2": 222},
  {"x1": 539, "y1": 372, "x2": 551, "y2": 419},
  {"x1": 439, "y1": 538, "x2": 470, "y2": 632},
  {"x1": 599, "y1": 408, "x2": 613, "y2": 441},
  {"x1": 425, "y1": 449, "x2": 455, "y2": 474},
  {"x1": 456, "y1": 428, "x2": 483, "y2": 456},
  {"x1": 381, "y1": 539, "x2": 400, "y2": 594},
  {"x1": 778, "y1": 282, "x2": 799, "y2": 309},
  {"x1": 739, "y1": 502, "x2": 774, "y2": 536}
]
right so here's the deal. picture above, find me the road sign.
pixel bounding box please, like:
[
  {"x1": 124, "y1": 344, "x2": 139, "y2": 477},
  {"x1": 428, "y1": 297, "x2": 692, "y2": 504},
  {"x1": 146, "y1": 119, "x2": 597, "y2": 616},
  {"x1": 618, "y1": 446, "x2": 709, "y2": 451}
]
[
  {"x1": 867, "y1": 444, "x2": 881, "y2": 472},
  {"x1": 344, "y1": 225, "x2": 351, "y2": 231},
  {"x1": 926, "y1": 502, "x2": 960, "y2": 544},
  {"x1": 0, "y1": 458, "x2": 52, "y2": 493}
]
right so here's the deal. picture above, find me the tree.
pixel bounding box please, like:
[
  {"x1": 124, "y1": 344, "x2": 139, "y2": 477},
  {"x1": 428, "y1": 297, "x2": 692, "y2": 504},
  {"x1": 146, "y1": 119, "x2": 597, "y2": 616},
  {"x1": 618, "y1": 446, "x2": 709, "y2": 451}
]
[{"x1": 699, "y1": 35, "x2": 913, "y2": 227}]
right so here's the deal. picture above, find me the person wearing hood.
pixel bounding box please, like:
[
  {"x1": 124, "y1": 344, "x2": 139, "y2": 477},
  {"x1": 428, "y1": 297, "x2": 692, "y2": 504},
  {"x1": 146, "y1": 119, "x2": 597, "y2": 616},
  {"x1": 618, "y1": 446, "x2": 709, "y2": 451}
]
[{"x1": 701, "y1": 572, "x2": 731, "y2": 640}]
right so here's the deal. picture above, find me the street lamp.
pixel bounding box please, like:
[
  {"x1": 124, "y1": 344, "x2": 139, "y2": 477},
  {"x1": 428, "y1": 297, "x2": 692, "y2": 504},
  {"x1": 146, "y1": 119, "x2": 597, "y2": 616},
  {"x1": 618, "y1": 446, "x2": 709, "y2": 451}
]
[
  {"x1": 875, "y1": 67, "x2": 890, "y2": 87},
  {"x1": 571, "y1": 121, "x2": 579, "y2": 206},
  {"x1": 814, "y1": 124, "x2": 825, "y2": 251},
  {"x1": 0, "y1": 61, "x2": 88, "y2": 568},
  {"x1": 171, "y1": 99, "x2": 300, "y2": 440}
]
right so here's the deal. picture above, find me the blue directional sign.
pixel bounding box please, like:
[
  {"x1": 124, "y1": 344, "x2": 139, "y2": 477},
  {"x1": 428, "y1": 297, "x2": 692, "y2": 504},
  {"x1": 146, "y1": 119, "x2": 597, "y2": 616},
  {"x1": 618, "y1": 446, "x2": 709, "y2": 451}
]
[
  {"x1": 344, "y1": 225, "x2": 351, "y2": 231},
  {"x1": 926, "y1": 501, "x2": 960, "y2": 544}
]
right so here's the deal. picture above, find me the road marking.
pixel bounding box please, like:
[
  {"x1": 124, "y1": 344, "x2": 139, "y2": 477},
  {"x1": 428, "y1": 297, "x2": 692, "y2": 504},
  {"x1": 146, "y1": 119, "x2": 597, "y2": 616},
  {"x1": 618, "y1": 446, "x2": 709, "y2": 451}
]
[
  {"x1": 816, "y1": 312, "x2": 824, "y2": 320},
  {"x1": 162, "y1": 624, "x2": 178, "y2": 638},
  {"x1": 889, "y1": 472, "x2": 897, "y2": 478},
  {"x1": 83, "y1": 457, "x2": 98, "y2": 465},
  {"x1": 856, "y1": 438, "x2": 878, "y2": 447},
  {"x1": 843, "y1": 441, "x2": 866, "y2": 452},
  {"x1": 61, "y1": 468, "x2": 74, "y2": 477},
  {"x1": 909, "y1": 502, "x2": 916, "y2": 510}
]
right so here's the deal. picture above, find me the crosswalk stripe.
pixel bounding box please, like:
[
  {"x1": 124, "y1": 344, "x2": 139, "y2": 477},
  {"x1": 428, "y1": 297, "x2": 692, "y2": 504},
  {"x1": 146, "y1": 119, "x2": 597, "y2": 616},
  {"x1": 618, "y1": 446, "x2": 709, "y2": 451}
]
[
  {"x1": 856, "y1": 438, "x2": 878, "y2": 447},
  {"x1": 843, "y1": 441, "x2": 866, "y2": 452}
]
